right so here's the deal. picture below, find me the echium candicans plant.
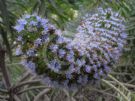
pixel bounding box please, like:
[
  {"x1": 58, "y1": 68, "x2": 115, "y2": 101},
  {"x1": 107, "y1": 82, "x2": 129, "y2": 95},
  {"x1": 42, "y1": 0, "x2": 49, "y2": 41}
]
[{"x1": 14, "y1": 8, "x2": 127, "y2": 89}]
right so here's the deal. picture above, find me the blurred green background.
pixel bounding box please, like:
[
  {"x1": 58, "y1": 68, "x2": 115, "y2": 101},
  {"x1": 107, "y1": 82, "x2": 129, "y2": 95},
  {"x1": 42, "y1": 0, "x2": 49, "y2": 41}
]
[{"x1": 0, "y1": 0, "x2": 135, "y2": 101}]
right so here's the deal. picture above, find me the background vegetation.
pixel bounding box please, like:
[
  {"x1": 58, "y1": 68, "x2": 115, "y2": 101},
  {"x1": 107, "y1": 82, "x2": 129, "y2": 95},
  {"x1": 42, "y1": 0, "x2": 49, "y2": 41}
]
[{"x1": 0, "y1": 0, "x2": 135, "y2": 101}]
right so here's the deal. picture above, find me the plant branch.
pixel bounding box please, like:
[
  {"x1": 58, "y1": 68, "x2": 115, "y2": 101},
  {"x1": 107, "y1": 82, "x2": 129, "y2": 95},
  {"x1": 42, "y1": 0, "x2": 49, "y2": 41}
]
[
  {"x1": 0, "y1": 45, "x2": 11, "y2": 89},
  {"x1": 14, "y1": 80, "x2": 41, "y2": 89},
  {"x1": 0, "y1": 95, "x2": 9, "y2": 100},
  {"x1": 34, "y1": 88, "x2": 50, "y2": 101},
  {"x1": 102, "y1": 79, "x2": 129, "y2": 101},
  {"x1": 0, "y1": 88, "x2": 8, "y2": 94},
  {"x1": 17, "y1": 86, "x2": 49, "y2": 95}
]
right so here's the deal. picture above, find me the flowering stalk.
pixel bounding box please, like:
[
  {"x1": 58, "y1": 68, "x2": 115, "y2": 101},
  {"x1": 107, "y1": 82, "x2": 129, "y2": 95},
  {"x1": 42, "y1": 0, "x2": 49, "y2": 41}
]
[{"x1": 14, "y1": 8, "x2": 127, "y2": 89}]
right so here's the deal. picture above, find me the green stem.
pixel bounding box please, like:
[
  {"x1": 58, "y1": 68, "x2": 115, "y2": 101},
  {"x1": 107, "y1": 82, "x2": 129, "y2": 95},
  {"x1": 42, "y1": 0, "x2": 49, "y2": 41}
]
[
  {"x1": 107, "y1": 80, "x2": 135, "y2": 89},
  {"x1": 33, "y1": 88, "x2": 50, "y2": 101},
  {"x1": 14, "y1": 80, "x2": 40, "y2": 89},
  {"x1": 0, "y1": 43, "x2": 13, "y2": 101},
  {"x1": 0, "y1": 95, "x2": 9, "y2": 100},
  {"x1": 16, "y1": 71, "x2": 31, "y2": 84},
  {"x1": 108, "y1": 75, "x2": 129, "y2": 91},
  {"x1": 0, "y1": 88, "x2": 8, "y2": 93},
  {"x1": 17, "y1": 86, "x2": 49, "y2": 95},
  {"x1": 102, "y1": 79, "x2": 129, "y2": 101},
  {"x1": 0, "y1": 46, "x2": 11, "y2": 89}
]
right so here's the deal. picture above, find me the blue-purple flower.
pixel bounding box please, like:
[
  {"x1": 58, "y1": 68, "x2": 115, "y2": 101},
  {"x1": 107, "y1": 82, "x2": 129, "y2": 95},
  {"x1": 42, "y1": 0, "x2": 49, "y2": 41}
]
[
  {"x1": 26, "y1": 49, "x2": 35, "y2": 57},
  {"x1": 17, "y1": 35, "x2": 23, "y2": 41},
  {"x1": 15, "y1": 46, "x2": 22, "y2": 56},
  {"x1": 14, "y1": 9, "x2": 127, "y2": 89},
  {"x1": 34, "y1": 38, "x2": 42, "y2": 47},
  {"x1": 58, "y1": 49, "x2": 66, "y2": 58},
  {"x1": 18, "y1": 19, "x2": 27, "y2": 25},
  {"x1": 49, "y1": 44, "x2": 58, "y2": 53},
  {"x1": 85, "y1": 65, "x2": 91, "y2": 73},
  {"x1": 14, "y1": 25, "x2": 24, "y2": 32},
  {"x1": 29, "y1": 21, "x2": 37, "y2": 26},
  {"x1": 66, "y1": 53, "x2": 74, "y2": 62},
  {"x1": 48, "y1": 60, "x2": 61, "y2": 72},
  {"x1": 21, "y1": 60, "x2": 36, "y2": 72}
]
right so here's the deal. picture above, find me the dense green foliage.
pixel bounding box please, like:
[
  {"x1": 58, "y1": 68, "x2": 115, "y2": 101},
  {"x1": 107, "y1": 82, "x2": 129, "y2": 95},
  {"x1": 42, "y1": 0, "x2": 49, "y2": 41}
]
[{"x1": 0, "y1": 0, "x2": 135, "y2": 101}]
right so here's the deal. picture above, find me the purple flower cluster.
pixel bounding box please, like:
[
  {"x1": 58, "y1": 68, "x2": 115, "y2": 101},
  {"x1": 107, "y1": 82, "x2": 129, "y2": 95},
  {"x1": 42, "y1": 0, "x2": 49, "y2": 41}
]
[{"x1": 14, "y1": 8, "x2": 127, "y2": 89}]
